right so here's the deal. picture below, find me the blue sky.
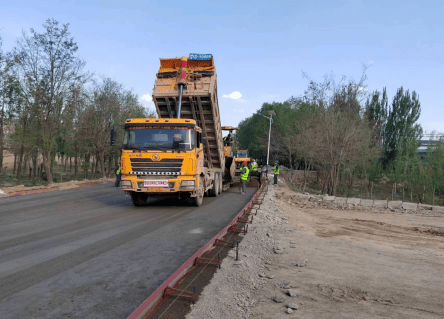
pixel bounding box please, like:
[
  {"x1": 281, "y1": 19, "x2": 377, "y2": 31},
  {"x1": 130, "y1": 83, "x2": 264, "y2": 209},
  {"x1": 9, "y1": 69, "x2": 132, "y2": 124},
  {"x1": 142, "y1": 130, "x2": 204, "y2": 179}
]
[{"x1": 1, "y1": 0, "x2": 443, "y2": 133}]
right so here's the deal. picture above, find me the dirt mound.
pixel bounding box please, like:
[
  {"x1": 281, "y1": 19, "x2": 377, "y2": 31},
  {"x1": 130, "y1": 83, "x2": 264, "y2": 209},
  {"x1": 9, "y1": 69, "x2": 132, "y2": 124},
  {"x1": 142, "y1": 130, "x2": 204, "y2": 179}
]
[{"x1": 0, "y1": 178, "x2": 113, "y2": 197}]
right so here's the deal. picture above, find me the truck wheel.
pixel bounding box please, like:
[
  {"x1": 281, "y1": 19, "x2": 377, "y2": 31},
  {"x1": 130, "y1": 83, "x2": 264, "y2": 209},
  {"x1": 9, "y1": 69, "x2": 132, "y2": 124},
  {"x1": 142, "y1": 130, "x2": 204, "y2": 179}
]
[
  {"x1": 210, "y1": 173, "x2": 219, "y2": 197},
  {"x1": 192, "y1": 176, "x2": 204, "y2": 206},
  {"x1": 219, "y1": 173, "x2": 223, "y2": 193},
  {"x1": 131, "y1": 192, "x2": 147, "y2": 207}
]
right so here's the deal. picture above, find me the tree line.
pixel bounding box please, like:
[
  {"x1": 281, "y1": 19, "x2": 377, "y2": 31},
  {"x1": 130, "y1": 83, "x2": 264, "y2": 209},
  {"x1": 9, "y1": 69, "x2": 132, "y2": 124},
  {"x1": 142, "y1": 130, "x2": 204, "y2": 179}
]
[
  {"x1": 236, "y1": 71, "x2": 443, "y2": 204},
  {"x1": 0, "y1": 19, "x2": 154, "y2": 185}
]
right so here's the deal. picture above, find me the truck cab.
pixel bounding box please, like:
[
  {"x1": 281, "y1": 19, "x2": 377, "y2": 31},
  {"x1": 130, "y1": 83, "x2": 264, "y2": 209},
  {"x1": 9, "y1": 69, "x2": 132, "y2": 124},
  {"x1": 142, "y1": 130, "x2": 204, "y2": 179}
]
[{"x1": 120, "y1": 118, "x2": 207, "y2": 206}]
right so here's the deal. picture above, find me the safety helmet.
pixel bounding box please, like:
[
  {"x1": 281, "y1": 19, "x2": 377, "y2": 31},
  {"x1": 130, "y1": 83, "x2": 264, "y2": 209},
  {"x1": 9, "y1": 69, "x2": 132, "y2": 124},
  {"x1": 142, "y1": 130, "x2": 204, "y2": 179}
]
[
  {"x1": 252, "y1": 158, "x2": 255, "y2": 161},
  {"x1": 275, "y1": 160, "x2": 279, "y2": 164},
  {"x1": 243, "y1": 161, "x2": 248, "y2": 165}
]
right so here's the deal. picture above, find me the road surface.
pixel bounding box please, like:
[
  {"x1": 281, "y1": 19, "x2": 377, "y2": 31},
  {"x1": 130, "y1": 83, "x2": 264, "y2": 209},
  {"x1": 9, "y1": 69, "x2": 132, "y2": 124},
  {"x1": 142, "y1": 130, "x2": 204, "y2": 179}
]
[{"x1": 0, "y1": 183, "x2": 257, "y2": 319}]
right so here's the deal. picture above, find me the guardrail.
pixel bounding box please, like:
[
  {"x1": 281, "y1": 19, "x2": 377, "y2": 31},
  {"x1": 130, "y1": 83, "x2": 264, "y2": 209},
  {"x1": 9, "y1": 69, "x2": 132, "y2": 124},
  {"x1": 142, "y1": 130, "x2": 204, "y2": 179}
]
[{"x1": 127, "y1": 182, "x2": 268, "y2": 319}]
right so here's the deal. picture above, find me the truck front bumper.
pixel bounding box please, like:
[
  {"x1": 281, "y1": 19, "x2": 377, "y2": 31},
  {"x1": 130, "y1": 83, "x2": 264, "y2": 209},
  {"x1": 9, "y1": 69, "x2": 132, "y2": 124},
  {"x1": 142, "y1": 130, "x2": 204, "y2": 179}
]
[{"x1": 121, "y1": 176, "x2": 196, "y2": 194}]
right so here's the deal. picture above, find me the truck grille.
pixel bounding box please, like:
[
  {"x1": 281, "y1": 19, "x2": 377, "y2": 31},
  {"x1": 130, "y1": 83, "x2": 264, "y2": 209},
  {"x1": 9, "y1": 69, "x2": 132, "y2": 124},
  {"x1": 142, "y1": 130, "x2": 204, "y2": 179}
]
[
  {"x1": 129, "y1": 158, "x2": 184, "y2": 174},
  {"x1": 130, "y1": 171, "x2": 184, "y2": 176}
]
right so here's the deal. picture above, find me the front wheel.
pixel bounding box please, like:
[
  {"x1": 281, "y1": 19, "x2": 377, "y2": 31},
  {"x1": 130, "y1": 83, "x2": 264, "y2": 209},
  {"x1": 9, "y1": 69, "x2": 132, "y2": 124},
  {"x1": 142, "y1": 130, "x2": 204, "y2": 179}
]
[{"x1": 191, "y1": 176, "x2": 204, "y2": 206}]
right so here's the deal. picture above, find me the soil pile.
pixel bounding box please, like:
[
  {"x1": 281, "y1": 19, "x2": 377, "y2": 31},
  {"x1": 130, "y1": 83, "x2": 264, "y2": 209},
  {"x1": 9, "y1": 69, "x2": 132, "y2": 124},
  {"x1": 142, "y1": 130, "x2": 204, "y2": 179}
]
[{"x1": 0, "y1": 178, "x2": 113, "y2": 197}]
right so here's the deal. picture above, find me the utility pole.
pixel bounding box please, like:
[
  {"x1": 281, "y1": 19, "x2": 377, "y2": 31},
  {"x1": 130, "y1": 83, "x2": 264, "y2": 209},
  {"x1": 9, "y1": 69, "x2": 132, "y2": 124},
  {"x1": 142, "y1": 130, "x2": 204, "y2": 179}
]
[{"x1": 258, "y1": 110, "x2": 276, "y2": 173}]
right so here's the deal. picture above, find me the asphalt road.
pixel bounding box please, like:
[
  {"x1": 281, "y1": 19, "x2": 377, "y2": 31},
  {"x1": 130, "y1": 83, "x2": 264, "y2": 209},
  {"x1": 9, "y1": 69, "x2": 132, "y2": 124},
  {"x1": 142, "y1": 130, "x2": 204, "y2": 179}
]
[{"x1": 0, "y1": 183, "x2": 257, "y2": 319}]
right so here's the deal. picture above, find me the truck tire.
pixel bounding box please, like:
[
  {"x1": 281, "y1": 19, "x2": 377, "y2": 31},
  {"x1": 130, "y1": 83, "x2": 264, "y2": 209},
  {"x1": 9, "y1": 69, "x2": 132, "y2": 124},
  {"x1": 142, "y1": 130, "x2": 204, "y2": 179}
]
[
  {"x1": 218, "y1": 173, "x2": 223, "y2": 194},
  {"x1": 131, "y1": 192, "x2": 148, "y2": 207},
  {"x1": 210, "y1": 173, "x2": 219, "y2": 197},
  {"x1": 191, "y1": 176, "x2": 204, "y2": 206}
]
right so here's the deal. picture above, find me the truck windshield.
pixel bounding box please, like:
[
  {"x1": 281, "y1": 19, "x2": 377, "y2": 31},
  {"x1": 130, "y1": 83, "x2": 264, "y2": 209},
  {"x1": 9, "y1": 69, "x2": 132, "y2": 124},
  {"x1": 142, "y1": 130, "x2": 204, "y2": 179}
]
[
  {"x1": 237, "y1": 151, "x2": 248, "y2": 157},
  {"x1": 123, "y1": 126, "x2": 195, "y2": 151}
]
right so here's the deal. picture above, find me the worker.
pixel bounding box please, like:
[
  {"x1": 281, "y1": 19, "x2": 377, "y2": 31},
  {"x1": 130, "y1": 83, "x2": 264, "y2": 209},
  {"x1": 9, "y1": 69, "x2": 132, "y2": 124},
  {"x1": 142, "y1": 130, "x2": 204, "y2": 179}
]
[
  {"x1": 240, "y1": 161, "x2": 249, "y2": 195},
  {"x1": 250, "y1": 159, "x2": 258, "y2": 174},
  {"x1": 273, "y1": 160, "x2": 279, "y2": 185},
  {"x1": 115, "y1": 162, "x2": 121, "y2": 188},
  {"x1": 224, "y1": 132, "x2": 232, "y2": 146}
]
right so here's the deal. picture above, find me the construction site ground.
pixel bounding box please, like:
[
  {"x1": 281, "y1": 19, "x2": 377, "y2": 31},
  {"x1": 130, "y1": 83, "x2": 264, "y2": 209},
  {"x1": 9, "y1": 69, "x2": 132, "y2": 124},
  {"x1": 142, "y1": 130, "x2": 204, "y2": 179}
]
[{"x1": 186, "y1": 178, "x2": 444, "y2": 319}]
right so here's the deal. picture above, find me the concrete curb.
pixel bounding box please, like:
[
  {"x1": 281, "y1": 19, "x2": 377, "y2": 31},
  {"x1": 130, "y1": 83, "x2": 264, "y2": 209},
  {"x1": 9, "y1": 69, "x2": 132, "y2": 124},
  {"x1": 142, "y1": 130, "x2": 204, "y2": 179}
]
[{"x1": 294, "y1": 193, "x2": 444, "y2": 213}]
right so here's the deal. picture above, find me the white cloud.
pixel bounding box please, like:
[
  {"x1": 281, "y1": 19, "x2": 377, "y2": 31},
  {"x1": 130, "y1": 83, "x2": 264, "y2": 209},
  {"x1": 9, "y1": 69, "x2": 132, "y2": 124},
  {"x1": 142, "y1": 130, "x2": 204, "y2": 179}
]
[
  {"x1": 140, "y1": 93, "x2": 155, "y2": 108},
  {"x1": 223, "y1": 91, "x2": 243, "y2": 100},
  {"x1": 141, "y1": 94, "x2": 152, "y2": 102}
]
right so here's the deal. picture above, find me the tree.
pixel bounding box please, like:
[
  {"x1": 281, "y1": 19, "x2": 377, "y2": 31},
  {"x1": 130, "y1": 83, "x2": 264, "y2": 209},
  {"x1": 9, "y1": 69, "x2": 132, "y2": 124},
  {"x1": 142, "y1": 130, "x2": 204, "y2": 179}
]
[
  {"x1": 366, "y1": 155, "x2": 384, "y2": 199},
  {"x1": 77, "y1": 78, "x2": 150, "y2": 178},
  {"x1": 236, "y1": 112, "x2": 268, "y2": 162},
  {"x1": 0, "y1": 35, "x2": 20, "y2": 171},
  {"x1": 297, "y1": 105, "x2": 376, "y2": 195},
  {"x1": 423, "y1": 137, "x2": 444, "y2": 205},
  {"x1": 364, "y1": 88, "x2": 388, "y2": 147},
  {"x1": 13, "y1": 18, "x2": 89, "y2": 184},
  {"x1": 382, "y1": 87, "x2": 422, "y2": 167},
  {"x1": 296, "y1": 71, "x2": 376, "y2": 196}
]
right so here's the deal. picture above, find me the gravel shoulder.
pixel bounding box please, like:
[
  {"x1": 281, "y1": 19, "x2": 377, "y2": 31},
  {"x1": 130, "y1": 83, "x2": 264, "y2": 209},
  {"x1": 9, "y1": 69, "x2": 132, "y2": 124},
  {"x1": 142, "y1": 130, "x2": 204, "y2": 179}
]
[{"x1": 186, "y1": 182, "x2": 444, "y2": 319}]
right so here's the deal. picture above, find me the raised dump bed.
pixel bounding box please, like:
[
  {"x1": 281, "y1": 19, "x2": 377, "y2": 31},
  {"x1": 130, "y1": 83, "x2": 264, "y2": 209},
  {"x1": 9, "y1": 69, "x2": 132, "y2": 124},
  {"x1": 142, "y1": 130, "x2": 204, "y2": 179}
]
[{"x1": 153, "y1": 56, "x2": 224, "y2": 170}]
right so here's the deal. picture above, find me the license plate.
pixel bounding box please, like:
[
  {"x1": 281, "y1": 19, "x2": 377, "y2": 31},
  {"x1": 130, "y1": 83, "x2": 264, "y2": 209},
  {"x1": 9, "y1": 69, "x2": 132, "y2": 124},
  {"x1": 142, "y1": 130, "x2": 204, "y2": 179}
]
[{"x1": 143, "y1": 180, "x2": 169, "y2": 188}]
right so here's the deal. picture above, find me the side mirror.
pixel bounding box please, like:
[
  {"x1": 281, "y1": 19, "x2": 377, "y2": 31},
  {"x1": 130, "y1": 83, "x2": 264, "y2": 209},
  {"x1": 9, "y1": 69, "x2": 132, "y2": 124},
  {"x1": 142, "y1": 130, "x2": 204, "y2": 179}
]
[
  {"x1": 201, "y1": 132, "x2": 208, "y2": 145},
  {"x1": 110, "y1": 128, "x2": 117, "y2": 146}
]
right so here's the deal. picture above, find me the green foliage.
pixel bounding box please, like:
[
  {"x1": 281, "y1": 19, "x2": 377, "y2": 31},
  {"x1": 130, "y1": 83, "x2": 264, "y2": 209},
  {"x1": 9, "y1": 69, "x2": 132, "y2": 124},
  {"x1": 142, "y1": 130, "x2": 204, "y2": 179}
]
[
  {"x1": 236, "y1": 113, "x2": 266, "y2": 161},
  {"x1": 11, "y1": 18, "x2": 91, "y2": 183},
  {"x1": 364, "y1": 88, "x2": 388, "y2": 147},
  {"x1": 80, "y1": 161, "x2": 90, "y2": 173},
  {"x1": 0, "y1": 19, "x2": 159, "y2": 185},
  {"x1": 367, "y1": 156, "x2": 384, "y2": 183},
  {"x1": 382, "y1": 87, "x2": 422, "y2": 167},
  {"x1": 420, "y1": 139, "x2": 444, "y2": 204},
  {"x1": 236, "y1": 99, "x2": 317, "y2": 167}
]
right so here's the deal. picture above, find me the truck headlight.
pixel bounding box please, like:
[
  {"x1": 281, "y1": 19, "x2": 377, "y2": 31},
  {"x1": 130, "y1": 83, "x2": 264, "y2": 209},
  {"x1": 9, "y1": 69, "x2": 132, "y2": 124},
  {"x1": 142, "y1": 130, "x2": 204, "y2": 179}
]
[
  {"x1": 180, "y1": 180, "x2": 195, "y2": 189},
  {"x1": 121, "y1": 180, "x2": 132, "y2": 188}
]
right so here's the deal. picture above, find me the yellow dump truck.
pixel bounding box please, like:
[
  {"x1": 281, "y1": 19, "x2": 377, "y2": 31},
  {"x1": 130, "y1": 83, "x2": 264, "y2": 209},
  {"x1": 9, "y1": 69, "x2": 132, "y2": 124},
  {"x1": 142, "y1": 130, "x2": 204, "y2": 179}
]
[{"x1": 118, "y1": 54, "x2": 234, "y2": 206}]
